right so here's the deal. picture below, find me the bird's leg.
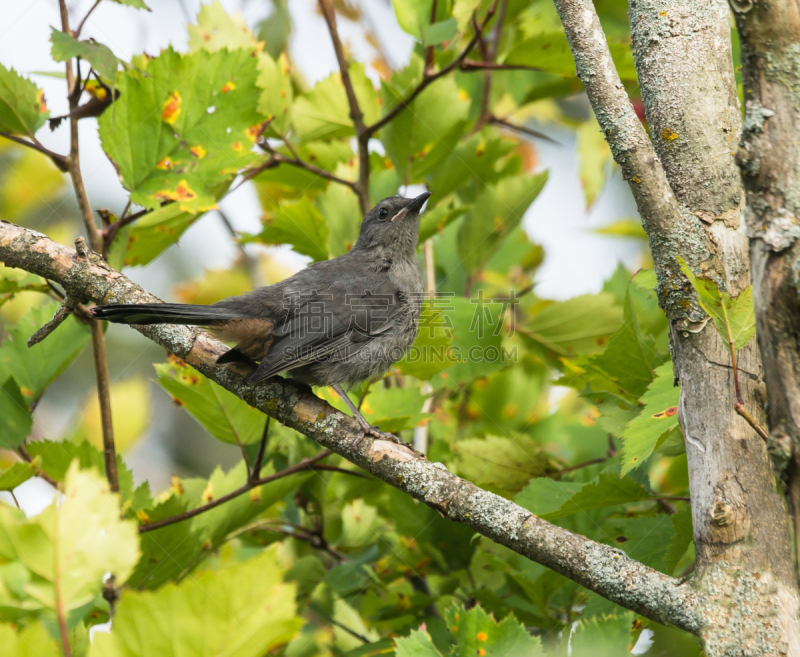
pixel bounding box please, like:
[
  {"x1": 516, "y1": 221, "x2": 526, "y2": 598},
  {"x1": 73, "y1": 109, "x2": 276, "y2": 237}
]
[{"x1": 331, "y1": 383, "x2": 402, "y2": 445}]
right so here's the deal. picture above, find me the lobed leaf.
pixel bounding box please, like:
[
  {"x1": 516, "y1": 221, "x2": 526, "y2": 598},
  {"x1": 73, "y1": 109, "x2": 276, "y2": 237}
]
[{"x1": 0, "y1": 64, "x2": 49, "y2": 136}]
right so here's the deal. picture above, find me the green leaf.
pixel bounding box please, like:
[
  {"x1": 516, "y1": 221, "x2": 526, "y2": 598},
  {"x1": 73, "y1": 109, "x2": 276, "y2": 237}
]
[
  {"x1": 664, "y1": 505, "x2": 693, "y2": 576},
  {"x1": 677, "y1": 257, "x2": 756, "y2": 351},
  {"x1": 123, "y1": 199, "x2": 224, "y2": 267},
  {"x1": 49, "y1": 29, "x2": 120, "y2": 81},
  {"x1": 359, "y1": 385, "x2": 429, "y2": 433},
  {"x1": 516, "y1": 473, "x2": 653, "y2": 521},
  {"x1": 0, "y1": 300, "x2": 91, "y2": 403},
  {"x1": 428, "y1": 128, "x2": 518, "y2": 202},
  {"x1": 0, "y1": 464, "x2": 140, "y2": 622},
  {"x1": 524, "y1": 292, "x2": 623, "y2": 357},
  {"x1": 0, "y1": 461, "x2": 37, "y2": 492},
  {"x1": 381, "y1": 60, "x2": 470, "y2": 182},
  {"x1": 187, "y1": 0, "x2": 261, "y2": 52},
  {"x1": 391, "y1": 0, "x2": 457, "y2": 45},
  {"x1": 395, "y1": 629, "x2": 444, "y2": 657},
  {"x1": 0, "y1": 148, "x2": 65, "y2": 222},
  {"x1": 397, "y1": 296, "x2": 459, "y2": 380},
  {"x1": 249, "y1": 196, "x2": 330, "y2": 261},
  {"x1": 90, "y1": 547, "x2": 302, "y2": 657},
  {"x1": 293, "y1": 65, "x2": 379, "y2": 143},
  {"x1": 588, "y1": 281, "x2": 668, "y2": 400},
  {"x1": 155, "y1": 360, "x2": 265, "y2": 446},
  {"x1": 418, "y1": 201, "x2": 467, "y2": 243},
  {"x1": 98, "y1": 46, "x2": 265, "y2": 213},
  {"x1": 445, "y1": 603, "x2": 544, "y2": 656},
  {"x1": 110, "y1": 0, "x2": 150, "y2": 9},
  {"x1": 620, "y1": 362, "x2": 680, "y2": 475},
  {"x1": 0, "y1": 377, "x2": 32, "y2": 449},
  {"x1": 257, "y1": 52, "x2": 293, "y2": 135},
  {"x1": 0, "y1": 63, "x2": 49, "y2": 136},
  {"x1": 457, "y1": 172, "x2": 548, "y2": 273},
  {"x1": 504, "y1": 32, "x2": 637, "y2": 81},
  {"x1": 316, "y1": 183, "x2": 360, "y2": 257},
  {"x1": 594, "y1": 218, "x2": 648, "y2": 239},
  {"x1": 515, "y1": 477, "x2": 585, "y2": 517},
  {"x1": 131, "y1": 460, "x2": 305, "y2": 589},
  {"x1": 577, "y1": 119, "x2": 612, "y2": 207},
  {"x1": 0, "y1": 621, "x2": 60, "y2": 657},
  {"x1": 455, "y1": 435, "x2": 557, "y2": 495},
  {"x1": 569, "y1": 613, "x2": 634, "y2": 657}
]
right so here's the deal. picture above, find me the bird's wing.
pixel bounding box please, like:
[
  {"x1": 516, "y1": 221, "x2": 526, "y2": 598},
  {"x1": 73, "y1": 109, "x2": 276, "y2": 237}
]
[{"x1": 249, "y1": 276, "x2": 402, "y2": 382}]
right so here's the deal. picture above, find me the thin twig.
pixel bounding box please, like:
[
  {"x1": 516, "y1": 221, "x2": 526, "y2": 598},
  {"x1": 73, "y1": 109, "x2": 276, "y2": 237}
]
[
  {"x1": 73, "y1": 0, "x2": 102, "y2": 39},
  {"x1": 308, "y1": 604, "x2": 370, "y2": 643},
  {"x1": 60, "y1": 6, "x2": 118, "y2": 494},
  {"x1": 250, "y1": 417, "x2": 270, "y2": 482},
  {"x1": 475, "y1": 0, "x2": 507, "y2": 131},
  {"x1": 735, "y1": 403, "x2": 770, "y2": 443},
  {"x1": 460, "y1": 59, "x2": 544, "y2": 72},
  {"x1": 16, "y1": 447, "x2": 59, "y2": 487},
  {"x1": 318, "y1": 0, "x2": 370, "y2": 214},
  {"x1": 558, "y1": 457, "x2": 606, "y2": 474},
  {"x1": 0, "y1": 132, "x2": 69, "y2": 171},
  {"x1": 139, "y1": 450, "x2": 332, "y2": 533},
  {"x1": 27, "y1": 297, "x2": 74, "y2": 346},
  {"x1": 365, "y1": 0, "x2": 499, "y2": 138},
  {"x1": 489, "y1": 115, "x2": 559, "y2": 144}
]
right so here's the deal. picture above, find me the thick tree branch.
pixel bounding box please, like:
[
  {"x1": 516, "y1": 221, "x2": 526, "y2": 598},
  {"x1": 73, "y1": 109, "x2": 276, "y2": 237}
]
[
  {"x1": 553, "y1": 0, "x2": 706, "y2": 320},
  {"x1": 0, "y1": 220, "x2": 703, "y2": 633}
]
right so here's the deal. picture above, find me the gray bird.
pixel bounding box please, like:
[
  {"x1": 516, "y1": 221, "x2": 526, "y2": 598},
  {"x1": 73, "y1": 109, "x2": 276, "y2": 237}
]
[{"x1": 91, "y1": 192, "x2": 430, "y2": 442}]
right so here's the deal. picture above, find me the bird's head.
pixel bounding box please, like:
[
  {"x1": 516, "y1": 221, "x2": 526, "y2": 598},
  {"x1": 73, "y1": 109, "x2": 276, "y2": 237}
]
[{"x1": 354, "y1": 192, "x2": 431, "y2": 258}]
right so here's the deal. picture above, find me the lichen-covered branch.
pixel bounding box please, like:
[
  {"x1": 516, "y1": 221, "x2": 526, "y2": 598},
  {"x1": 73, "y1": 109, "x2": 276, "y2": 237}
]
[
  {"x1": 553, "y1": 0, "x2": 705, "y2": 319},
  {"x1": 0, "y1": 219, "x2": 703, "y2": 633}
]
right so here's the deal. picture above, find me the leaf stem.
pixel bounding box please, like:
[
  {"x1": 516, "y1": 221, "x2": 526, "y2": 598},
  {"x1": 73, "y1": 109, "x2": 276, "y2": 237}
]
[
  {"x1": 139, "y1": 450, "x2": 332, "y2": 533},
  {"x1": 0, "y1": 132, "x2": 69, "y2": 171},
  {"x1": 73, "y1": 0, "x2": 102, "y2": 39}
]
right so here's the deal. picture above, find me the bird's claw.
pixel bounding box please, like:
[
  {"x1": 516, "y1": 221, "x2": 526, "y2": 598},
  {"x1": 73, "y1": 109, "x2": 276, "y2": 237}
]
[
  {"x1": 366, "y1": 425, "x2": 402, "y2": 444},
  {"x1": 349, "y1": 425, "x2": 402, "y2": 449}
]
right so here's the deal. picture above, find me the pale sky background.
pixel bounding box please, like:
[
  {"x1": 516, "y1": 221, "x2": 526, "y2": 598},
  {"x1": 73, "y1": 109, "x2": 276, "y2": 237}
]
[{"x1": 0, "y1": 0, "x2": 643, "y2": 506}]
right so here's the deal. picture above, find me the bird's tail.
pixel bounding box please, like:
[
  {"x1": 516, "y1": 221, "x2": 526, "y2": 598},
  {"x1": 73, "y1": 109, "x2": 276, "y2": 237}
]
[{"x1": 91, "y1": 303, "x2": 246, "y2": 326}]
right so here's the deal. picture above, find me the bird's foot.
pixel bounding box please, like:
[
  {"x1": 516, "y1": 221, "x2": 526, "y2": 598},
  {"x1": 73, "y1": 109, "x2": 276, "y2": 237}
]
[
  {"x1": 366, "y1": 425, "x2": 402, "y2": 444},
  {"x1": 349, "y1": 424, "x2": 403, "y2": 449}
]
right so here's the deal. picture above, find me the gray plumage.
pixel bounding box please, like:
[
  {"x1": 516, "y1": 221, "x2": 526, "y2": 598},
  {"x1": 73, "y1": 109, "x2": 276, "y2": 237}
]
[{"x1": 93, "y1": 194, "x2": 429, "y2": 403}]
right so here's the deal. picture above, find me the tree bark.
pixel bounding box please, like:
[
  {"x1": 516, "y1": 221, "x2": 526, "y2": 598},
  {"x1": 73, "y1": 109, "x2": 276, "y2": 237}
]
[
  {"x1": 555, "y1": 0, "x2": 800, "y2": 652},
  {"x1": 0, "y1": 219, "x2": 705, "y2": 632}
]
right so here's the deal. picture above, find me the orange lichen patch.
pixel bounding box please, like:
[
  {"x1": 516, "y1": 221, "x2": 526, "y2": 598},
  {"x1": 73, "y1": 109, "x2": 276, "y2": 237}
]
[
  {"x1": 156, "y1": 157, "x2": 175, "y2": 170},
  {"x1": 246, "y1": 120, "x2": 270, "y2": 142},
  {"x1": 221, "y1": 81, "x2": 236, "y2": 93},
  {"x1": 162, "y1": 91, "x2": 182, "y2": 125},
  {"x1": 189, "y1": 145, "x2": 207, "y2": 159},
  {"x1": 231, "y1": 142, "x2": 243, "y2": 152},
  {"x1": 36, "y1": 89, "x2": 47, "y2": 113},
  {"x1": 653, "y1": 406, "x2": 678, "y2": 419},
  {"x1": 661, "y1": 127, "x2": 679, "y2": 141},
  {"x1": 155, "y1": 180, "x2": 197, "y2": 204},
  {"x1": 85, "y1": 80, "x2": 107, "y2": 101}
]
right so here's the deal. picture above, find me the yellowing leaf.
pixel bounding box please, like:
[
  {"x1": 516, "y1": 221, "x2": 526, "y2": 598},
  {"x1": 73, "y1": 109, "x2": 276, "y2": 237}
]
[
  {"x1": 0, "y1": 464, "x2": 140, "y2": 620},
  {"x1": 98, "y1": 47, "x2": 264, "y2": 213}
]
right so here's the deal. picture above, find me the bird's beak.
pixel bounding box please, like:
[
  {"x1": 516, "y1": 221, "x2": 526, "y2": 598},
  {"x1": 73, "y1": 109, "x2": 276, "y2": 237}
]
[{"x1": 406, "y1": 191, "x2": 432, "y2": 213}]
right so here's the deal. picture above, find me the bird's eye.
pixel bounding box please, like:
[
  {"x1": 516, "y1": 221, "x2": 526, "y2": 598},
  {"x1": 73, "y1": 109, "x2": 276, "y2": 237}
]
[{"x1": 378, "y1": 207, "x2": 389, "y2": 219}]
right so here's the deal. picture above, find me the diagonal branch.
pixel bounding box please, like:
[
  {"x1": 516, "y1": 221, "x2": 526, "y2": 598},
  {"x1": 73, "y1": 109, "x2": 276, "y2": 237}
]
[
  {"x1": 0, "y1": 219, "x2": 704, "y2": 633},
  {"x1": 318, "y1": 0, "x2": 370, "y2": 215}
]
